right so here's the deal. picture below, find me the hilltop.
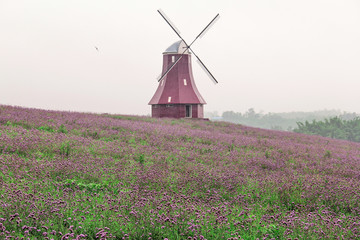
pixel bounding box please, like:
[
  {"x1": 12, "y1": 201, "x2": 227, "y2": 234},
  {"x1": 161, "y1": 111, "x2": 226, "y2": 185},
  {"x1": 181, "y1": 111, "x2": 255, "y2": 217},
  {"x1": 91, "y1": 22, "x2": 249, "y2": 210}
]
[{"x1": 1, "y1": 105, "x2": 360, "y2": 239}]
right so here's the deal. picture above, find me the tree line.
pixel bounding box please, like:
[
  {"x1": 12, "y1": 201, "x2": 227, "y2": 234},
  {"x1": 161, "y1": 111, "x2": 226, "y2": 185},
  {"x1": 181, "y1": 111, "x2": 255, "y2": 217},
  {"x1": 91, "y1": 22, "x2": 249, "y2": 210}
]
[
  {"x1": 294, "y1": 117, "x2": 360, "y2": 142},
  {"x1": 206, "y1": 109, "x2": 360, "y2": 142},
  {"x1": 207, "y1": 109, "x2": 347, "y2": 131}
]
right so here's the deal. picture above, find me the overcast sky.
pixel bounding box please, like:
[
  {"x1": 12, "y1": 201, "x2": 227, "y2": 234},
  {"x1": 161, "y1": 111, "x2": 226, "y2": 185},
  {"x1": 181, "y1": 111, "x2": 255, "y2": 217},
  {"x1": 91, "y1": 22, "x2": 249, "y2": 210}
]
[{"x1": 1, "y1": 0, "x2": 360, "y2": 115}]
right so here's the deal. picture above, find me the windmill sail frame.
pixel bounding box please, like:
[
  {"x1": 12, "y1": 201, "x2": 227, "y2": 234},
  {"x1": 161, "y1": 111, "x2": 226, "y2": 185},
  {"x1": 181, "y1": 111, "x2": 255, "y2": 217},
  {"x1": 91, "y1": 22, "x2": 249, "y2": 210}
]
[{"x1": 156, "y1": 9, "x2": 220, "y2": 84}]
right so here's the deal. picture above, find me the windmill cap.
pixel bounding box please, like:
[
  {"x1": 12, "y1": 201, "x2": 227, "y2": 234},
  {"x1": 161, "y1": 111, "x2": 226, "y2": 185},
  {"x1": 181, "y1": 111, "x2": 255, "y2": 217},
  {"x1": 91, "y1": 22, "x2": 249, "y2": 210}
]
[{"x1": 163, "y1": 40, "x2": 190, "y2": 55}]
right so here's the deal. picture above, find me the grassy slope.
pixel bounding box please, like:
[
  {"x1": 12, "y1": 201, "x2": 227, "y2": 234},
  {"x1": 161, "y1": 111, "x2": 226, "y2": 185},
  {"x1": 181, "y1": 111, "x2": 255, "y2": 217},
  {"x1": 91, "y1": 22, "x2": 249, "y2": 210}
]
[{"x1": 0, "y1": 105, "x2": 360, "y2": 239}]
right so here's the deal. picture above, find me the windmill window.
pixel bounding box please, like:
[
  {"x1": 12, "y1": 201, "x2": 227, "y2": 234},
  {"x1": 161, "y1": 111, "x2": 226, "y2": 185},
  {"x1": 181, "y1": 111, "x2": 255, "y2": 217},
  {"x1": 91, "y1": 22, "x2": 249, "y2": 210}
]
[
  {"x1": 184, "y1": 79, "x2": 187, "y2": 86},
  {"x1": 168, "y1": 96, "x2": 171, "y2": 103},
  {"x1": 172, "y1": 56, "x2": 175, "y2": 63}
]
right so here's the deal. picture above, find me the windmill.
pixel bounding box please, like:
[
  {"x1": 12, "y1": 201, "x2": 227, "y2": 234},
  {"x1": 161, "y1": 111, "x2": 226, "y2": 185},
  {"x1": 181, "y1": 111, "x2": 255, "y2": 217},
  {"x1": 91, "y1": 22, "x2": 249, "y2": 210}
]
[{"x1": 149, "y1": 9, "x2": 220, "y2": 119}]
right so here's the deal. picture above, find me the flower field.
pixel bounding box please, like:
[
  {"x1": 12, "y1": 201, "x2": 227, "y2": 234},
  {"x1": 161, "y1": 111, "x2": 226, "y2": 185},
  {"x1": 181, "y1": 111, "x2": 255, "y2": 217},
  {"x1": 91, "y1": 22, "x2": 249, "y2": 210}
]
[{"x1": 1, "y1": 105, "x2": 360, "y2": 239}]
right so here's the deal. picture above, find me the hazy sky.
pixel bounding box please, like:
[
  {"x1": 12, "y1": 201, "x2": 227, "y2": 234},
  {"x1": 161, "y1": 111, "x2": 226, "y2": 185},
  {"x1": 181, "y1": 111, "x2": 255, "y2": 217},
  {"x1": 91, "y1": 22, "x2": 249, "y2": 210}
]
[{"x1": 1, "y1": 0, "x2": 360, "y2": 115}]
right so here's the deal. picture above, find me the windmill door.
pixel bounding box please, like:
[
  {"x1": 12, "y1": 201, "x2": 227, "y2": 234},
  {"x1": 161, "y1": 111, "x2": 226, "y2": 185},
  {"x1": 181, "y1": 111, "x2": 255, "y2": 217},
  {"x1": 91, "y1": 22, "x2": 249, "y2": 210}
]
[{"x1": 185, "y1": 105, "x2": 192, "y2": 118}]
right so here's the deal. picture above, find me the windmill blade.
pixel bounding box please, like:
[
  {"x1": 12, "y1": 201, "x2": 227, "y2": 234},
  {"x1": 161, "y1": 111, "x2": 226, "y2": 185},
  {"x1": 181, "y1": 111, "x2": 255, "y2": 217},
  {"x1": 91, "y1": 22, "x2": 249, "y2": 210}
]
[
  {"x1": 187, "y1": 14, "x2": 220, "y2": 51},
  {"x1": 157, "y1": 9, "x2": 189, "y2": 82},
  {"x1": 196, "y1": 59, "x2": 218, "y2": 84},
  {"x1": 156, "y1": 73, "x2": 162, "y2": 81},
  {"x1": 197, "y1": 14, "x2": 220, "y2": 39},
  {"x1": 157, "y1": 55, "x2": 184, "y2": 82},
  {"x1": 185, "y1": 14, "x2": 219, "y2": 84},
  {"x1": 157, "y1": 9, "x2": 183, "y2": 40},
  {"x1": 191, "y1": 49, "x2": 218, "y2": 84}
]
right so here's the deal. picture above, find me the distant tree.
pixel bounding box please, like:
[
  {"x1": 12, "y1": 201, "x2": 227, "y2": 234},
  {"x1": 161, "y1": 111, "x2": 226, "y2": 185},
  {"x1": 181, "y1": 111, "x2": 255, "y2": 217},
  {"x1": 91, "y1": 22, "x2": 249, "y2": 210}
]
[
  {"x1": 244, "y1": 108, "x2": 259, "y2": 119},
  {"x1": 222, "y1": 111, "x2": 240, "y2": 122},
  {"x1": 204, "y1": 111, "x2": 220, "y2": 118}
]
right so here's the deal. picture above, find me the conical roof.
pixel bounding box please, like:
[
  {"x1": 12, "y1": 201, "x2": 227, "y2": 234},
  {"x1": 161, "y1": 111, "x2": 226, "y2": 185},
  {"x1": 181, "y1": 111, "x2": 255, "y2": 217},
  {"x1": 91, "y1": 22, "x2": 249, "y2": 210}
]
[{"x1": 163, "y1": 40, "x2": 190, "y2": 54}]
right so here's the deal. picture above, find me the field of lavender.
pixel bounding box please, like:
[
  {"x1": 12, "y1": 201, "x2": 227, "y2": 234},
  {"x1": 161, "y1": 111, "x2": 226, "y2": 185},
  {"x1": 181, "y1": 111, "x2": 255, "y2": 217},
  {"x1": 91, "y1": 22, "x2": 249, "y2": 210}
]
[{"x1": 1, "y1": 105, "x2": 360, "y2": 239}]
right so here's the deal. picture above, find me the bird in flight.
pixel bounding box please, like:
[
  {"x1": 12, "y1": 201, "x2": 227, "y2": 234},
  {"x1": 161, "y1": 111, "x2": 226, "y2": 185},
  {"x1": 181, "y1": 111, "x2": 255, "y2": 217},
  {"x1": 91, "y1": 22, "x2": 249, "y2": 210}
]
[{"x1": 95, "y1": 46, "x2": 99, "y2": 51}]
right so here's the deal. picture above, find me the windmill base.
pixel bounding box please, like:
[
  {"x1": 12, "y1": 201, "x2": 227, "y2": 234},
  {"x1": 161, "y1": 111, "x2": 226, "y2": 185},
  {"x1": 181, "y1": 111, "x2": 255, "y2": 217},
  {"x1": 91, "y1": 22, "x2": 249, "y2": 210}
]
[{"x1": 151, "y1": 104, "x2": 204, "y2": 119}]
